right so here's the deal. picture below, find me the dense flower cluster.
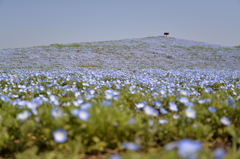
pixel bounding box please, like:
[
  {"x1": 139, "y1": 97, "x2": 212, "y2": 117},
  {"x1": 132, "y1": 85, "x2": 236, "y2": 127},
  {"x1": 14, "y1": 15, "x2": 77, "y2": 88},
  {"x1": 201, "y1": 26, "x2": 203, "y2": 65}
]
[{"x1": 0, "y1": 68, "x2": 239, "y2": 158}]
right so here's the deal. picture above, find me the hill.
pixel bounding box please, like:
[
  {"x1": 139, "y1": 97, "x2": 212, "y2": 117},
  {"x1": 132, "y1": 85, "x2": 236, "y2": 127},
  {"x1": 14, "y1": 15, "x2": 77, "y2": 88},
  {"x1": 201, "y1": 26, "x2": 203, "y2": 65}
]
[{"x1": 0, "y1": 36, "x2": 240, "y2": 70}]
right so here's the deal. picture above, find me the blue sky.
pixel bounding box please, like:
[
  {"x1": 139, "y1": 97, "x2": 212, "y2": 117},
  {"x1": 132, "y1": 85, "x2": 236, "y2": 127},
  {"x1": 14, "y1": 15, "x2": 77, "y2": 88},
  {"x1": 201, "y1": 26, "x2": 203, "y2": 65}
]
[{"x1": 0, "y1": 0, "x2": 240, "y2": 49}]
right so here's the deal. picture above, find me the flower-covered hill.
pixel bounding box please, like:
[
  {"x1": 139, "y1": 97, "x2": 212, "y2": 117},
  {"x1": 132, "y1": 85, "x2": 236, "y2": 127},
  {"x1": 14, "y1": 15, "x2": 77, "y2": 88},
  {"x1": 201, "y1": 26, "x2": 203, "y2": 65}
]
[{"x1": 0, "y1": 36, "x2": 240, "y2": 70}]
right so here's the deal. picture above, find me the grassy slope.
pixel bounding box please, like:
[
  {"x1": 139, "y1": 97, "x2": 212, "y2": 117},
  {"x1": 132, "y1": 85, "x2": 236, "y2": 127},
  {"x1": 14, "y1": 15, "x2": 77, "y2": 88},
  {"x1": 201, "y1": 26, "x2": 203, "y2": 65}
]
[{"x1": 0, "y1": 36, "x2": 240, "y2": 70}]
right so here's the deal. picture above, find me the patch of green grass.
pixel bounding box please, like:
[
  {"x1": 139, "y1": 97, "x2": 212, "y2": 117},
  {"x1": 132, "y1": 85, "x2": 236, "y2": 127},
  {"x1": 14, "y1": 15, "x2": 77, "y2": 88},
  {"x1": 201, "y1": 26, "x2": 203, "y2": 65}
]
[
  {"x1": 235, "y1": 45, "x2": 240, "y2": 48},
  {"x1": 50, "y1": 43, "x2": 83, "y2": 48},
  {"x1": 173, "y1": 45, "x2": 215, "y2": 52}
]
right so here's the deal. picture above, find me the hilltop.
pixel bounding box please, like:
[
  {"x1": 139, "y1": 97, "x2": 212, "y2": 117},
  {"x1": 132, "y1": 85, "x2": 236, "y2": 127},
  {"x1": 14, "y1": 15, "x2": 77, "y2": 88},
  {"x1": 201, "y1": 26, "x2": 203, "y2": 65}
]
[{"x1": 0, "y1": 36, "x2": 240, "y2": 70}]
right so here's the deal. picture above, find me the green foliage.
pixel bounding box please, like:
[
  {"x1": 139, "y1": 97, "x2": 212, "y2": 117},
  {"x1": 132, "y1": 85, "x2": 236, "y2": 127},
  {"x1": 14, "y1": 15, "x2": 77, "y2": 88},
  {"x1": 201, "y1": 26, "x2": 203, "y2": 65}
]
[
  {"x1": 0, "y1": 70, "x2": 240, "y2": 158},
  {"x1": 173, "y1": 45, "x2": 215, "y2": 52},
  {"x1": 50, "y1": 43, "x2": 83, "y2": 48}
]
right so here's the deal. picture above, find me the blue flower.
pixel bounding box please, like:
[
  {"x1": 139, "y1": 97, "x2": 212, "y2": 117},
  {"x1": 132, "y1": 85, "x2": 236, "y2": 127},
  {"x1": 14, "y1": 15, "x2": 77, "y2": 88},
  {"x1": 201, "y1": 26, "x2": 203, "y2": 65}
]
[
  {"x1": 220, "y1": 116, "x2": 231, "y2": 125},
  {"x1": 78, "y1": 109, "x2": 90, "y2": 121},
  {"x1": 180, "y1": 90, "x2": 189, "y2": 96},
  {"x1": 102, "y1": 100, "x2": 112, "y2": 106},
  {"x1": 52, "y1": 128, "x2": 67, "y2": 143},
  {"x1": 152, "y1": 101, "x2": 162, "y2": 108},
  {"x1": 226, "y1": 99, "x2": 234, "y2": 105},
  {"x1": 143, "y1": 106, "x2": 159, "y2": 116},
  {"x1": 105, "y1": 90, "x2": 119, "y2": 100},
  {"x1": 135, "y1": 101, "x2": 147, "y2": 108},
  {"x1": 158, "y1": 119, "x2": 168, "y2": 125},
  {"x1": 121, "y1": 142, "x2": 140, "y2": 151},
  {"x1": 177, "y1": 138, "x2": 202, "y2": 159},
  {"x1": 0, "y1": 95, "x2": 10, "y2": 102},
  {"x1": 173, "y1": 114, "x2": 180, "y2": 119},
  {"x1": 27, "y1": 98, "x2": 43, "y2": 110},
  {"x1": 128, "y1": 117, "x2": 135, "y2": 125},
  {"x1": 110, "y1": 154, "x2": 121, "y2": 159},
  {"x1": 214, "y1": 147, "x2": 226, "y2": 159},
  {"x1": 160, "y1": 107, "x2": 168, "y2": 114},
  {"x1": 185, "y1": 107, "x2": 196, "y2": 119},
  {"x1": 51, "y1": 108, "x2": 62, "y2": 119},
  {"x1": 169, "y1": 102, "x2": 178, "y2": 112},
  {"x1": 73, "y1": 98, "x2": 84, "y2": 107},
  {"x1": 16, "y1": 110, "x2": 31, "y2": 122},
  {"x1": 178, "y1": 96, "x2": 189, "y2": 104},
  {"x1": 208, "y1": 106, "x2": 217, "y2": 113},
  {"x1": 80, "y1": 102, "x2": 92, "y2": 109}
]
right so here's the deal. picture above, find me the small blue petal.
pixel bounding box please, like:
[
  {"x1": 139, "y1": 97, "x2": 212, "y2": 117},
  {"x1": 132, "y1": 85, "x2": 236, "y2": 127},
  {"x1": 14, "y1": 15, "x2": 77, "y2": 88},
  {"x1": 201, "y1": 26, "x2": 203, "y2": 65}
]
[
  {"x1": 214, "y1": 147, "x2": 226, "y2": 159},
  {"x1": 121, "y1": 142, "x2": 140, "y2": 151},
  {"x1": 208, "y1": 106, "x2": 217, "y2": 113},
  {"x1": 53, "y1": 128, "x2": 67, "y2": 143},
  {"x1": 220, "y1": 116, "x2": 231, "y2": 125},
  {"x1": 78, "y1": 109, "x2": 90, "y2": 121}
]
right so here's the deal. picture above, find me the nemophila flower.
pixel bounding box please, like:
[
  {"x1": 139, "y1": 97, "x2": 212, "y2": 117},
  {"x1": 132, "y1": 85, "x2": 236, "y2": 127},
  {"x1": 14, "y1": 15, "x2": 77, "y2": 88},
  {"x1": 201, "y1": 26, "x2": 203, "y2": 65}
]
[
  {"x1": 128, "y1": 117, "x2": 135, "y2": 125},
  {"x1": 86, "y1": 94, "x2": 94, "y2": 100},
  {"x1": 102, "y1": 100, "x2": 112, "y2": 106},
  {"x1": 51, "y1": 108, "x2": 62, "y2": 119},
  {"x1": 135, "y1": 101, "x2": 146, "y2": 108},
  {"x1": 226, "y1": 99, "x2": 236, "y2": 108},
  {"x1": 160, "y1": 107, "x2": 168, "y2": 114},
  {"x1": 0, "y1": 95, "x2": 10, "y2": 102},
  {"x1": 105, "y1": 90, "x2": 119, "y2": 100},
  {"x1": 16, "y1": 110, "x2": 31, "y2": 122},
  {"x1": 49, "y1": 95, "x2": 57, "y2": 102},
  {"x1": 121, "y1": 142, "x2": 140, "y2": 151},
  {"x1": 204, "y1": 87, "x2": 213, "y2": 93},
  {"x1": 31, "y1": 108, "x2": 38, "y2": 115},
  {"x1": 184, "y1": 102, "x2": 195, "y2": 107},
  {"x1": 110, "y1": 154, "x2": 121, "y2": 159},
  {"x1": 130, "y1": 90, "x2": 137, "y2": 94},
  {"x1": 38, "y1": 85, "x2": 45, "y2": 92},
  {"x1": 52, "y1": 128, "x2": 67, "y2": 143},
  {"x1": 160, "y1": 90, "x2": 166, "y2": 95},
  {"x1": 208, "y1": 106, "x2": 217, "y2": 113},
  {"x1": 148, "y1": 119, "x2": 154, "y2": 126},
  {"x1": 220, "y1": 116, "x2": 231, "y2": 125},
  {"x1": 214, "y1": 147, "x2": 226, "y2": 159},
  {"x1": 178, "y1": 96, "x2": 189, "y2": 104},
  {"x1": 73, "y1": 98, "x2": 84, "y2": 107},
  {"x1": 152, "y1": 92, "x2": 159, "y2": 99},
  {"x1": 78, "y1": 109, "x2": 90, "y2": 121},
  {"x1": 27, "y1": 98, "x2": 42, "y2": 110},
  {"x1": 74, "y1": 91, "x2": 81, "y2": 98},
  {"x1": 185, "y1": 107, "x2": 196, "y2": 119},
  {"x1": 152, "y1": 101, "x2": 162, "y2": 108},
  {"x1": 177, "y1": 138, "x2": 202, "y2": 159},
  {"x1": 16, "y1": 99, "x2": 28, "y2": 107},
  {"x1": 80, "y1": 102, "x2": 92, "y2": 109},
  {"x1": 173, "y1": 114, "x2": 180, "y2": 119},
  {"x1": 158, "y1": 119, "x2": 168, "y2": 125},
  {"x1": 180, "y1": 90, "x2": 189, "y2": 96},
  {"x1": 70, "y1": 109, "x2": 79, "y2": 117},
  {"x1": 62, "y1": 102, "x2": 71, "y2": 107},
  {"x1": 89, "y1": 89, "x2": 95, "y2": 95},
  {"x1": 143, "y1": 105, "x2": 159, "y2": 116},
  {"x1": 169, "y1": 102, "x2": 178, "y2": 112},
  {"x1": 198, "y1": 98, "x2": 211, "y2": 104}
]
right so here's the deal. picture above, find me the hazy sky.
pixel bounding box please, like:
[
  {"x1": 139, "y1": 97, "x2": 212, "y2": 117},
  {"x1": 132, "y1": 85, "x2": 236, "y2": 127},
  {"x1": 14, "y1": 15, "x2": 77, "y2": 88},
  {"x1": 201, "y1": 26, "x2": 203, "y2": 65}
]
[{"x1": 0, "y1": 0, "x2": 240, "y2": 49}]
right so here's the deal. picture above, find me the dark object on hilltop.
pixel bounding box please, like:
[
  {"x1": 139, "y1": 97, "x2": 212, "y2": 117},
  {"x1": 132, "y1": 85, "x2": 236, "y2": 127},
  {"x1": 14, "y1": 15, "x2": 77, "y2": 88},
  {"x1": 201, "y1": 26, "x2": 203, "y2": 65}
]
[{"x1": 164, "y1": 32, "x2": 169, "y2": 37}]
